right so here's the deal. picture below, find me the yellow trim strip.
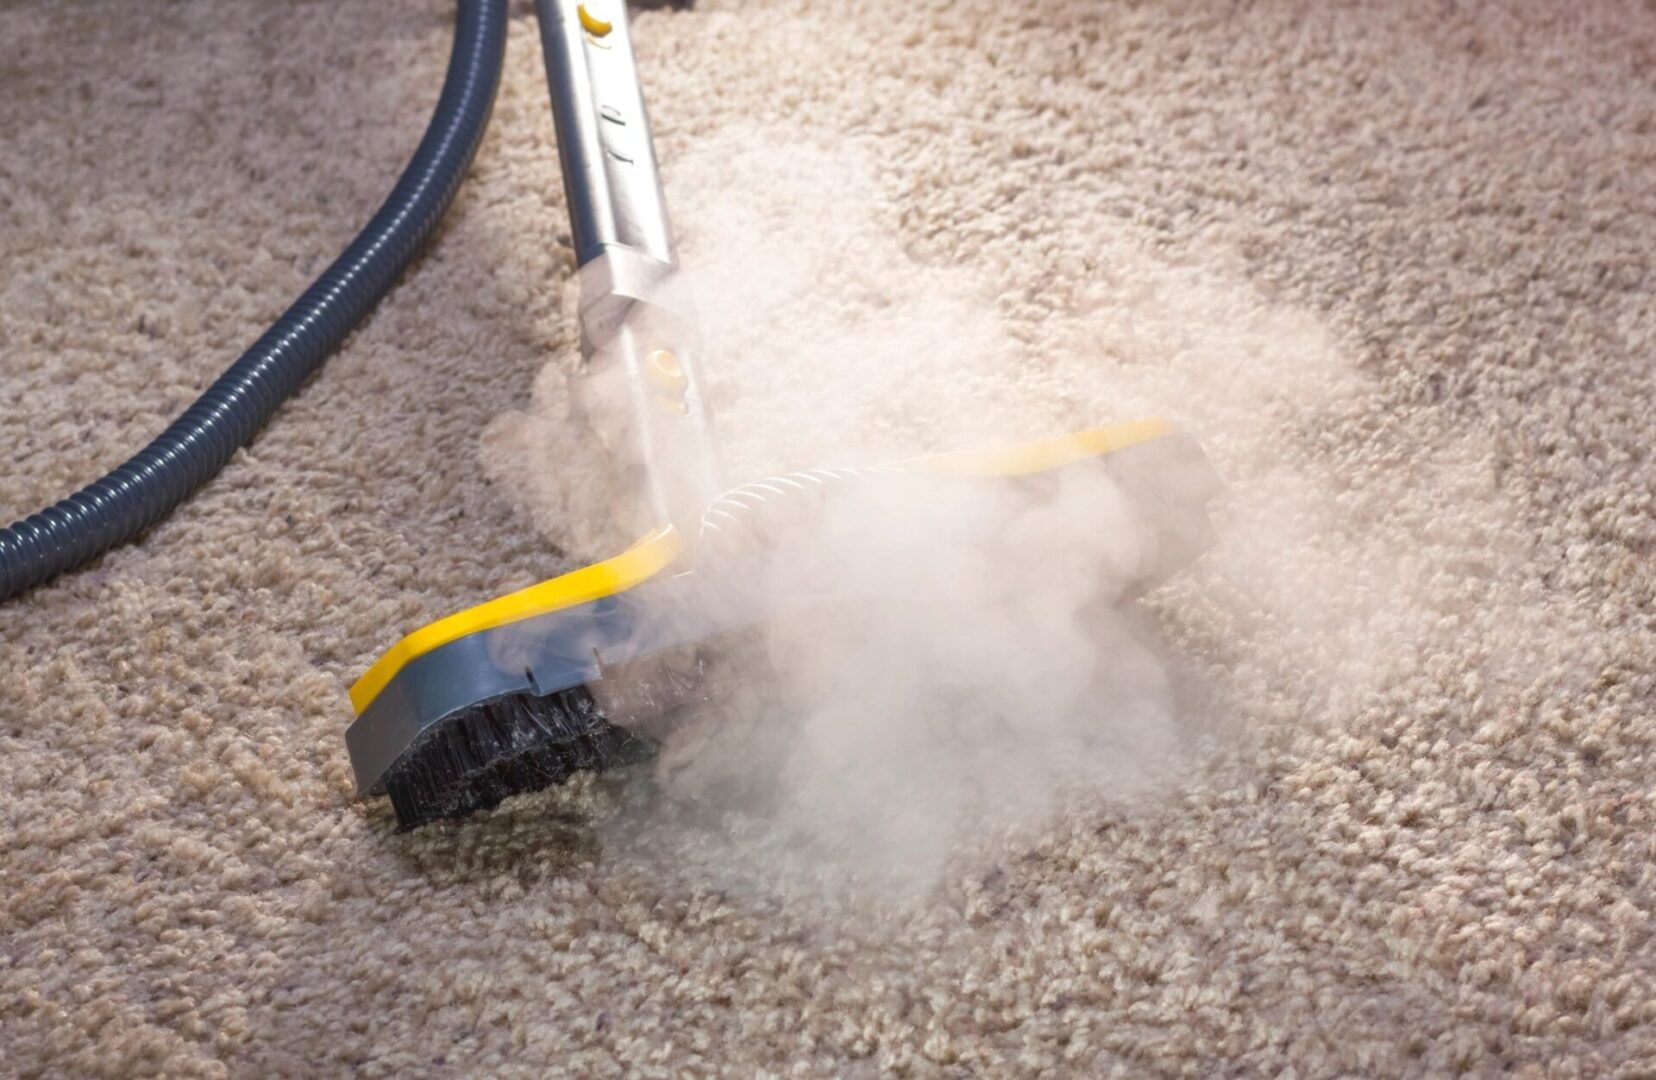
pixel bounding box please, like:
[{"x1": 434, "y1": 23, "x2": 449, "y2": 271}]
[
  {"x1": 349, "y1": 526, "x2": 682, "y2": 715},
  {"x1": 900, "y1": 417, "x2": 1171, "y2": 477},
  {"x1": 349, "y1": 419, "x2": 1176, "y2": 715}
]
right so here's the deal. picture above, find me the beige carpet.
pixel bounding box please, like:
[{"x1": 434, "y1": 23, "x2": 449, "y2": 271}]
[{"x1": 4, "y1": 0, "x2": 1654, "y2": 1075}]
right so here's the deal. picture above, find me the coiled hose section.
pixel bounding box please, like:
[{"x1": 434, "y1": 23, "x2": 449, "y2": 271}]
[{"x1": 0, "y1": 0, "x2": 509, "y2": 602}]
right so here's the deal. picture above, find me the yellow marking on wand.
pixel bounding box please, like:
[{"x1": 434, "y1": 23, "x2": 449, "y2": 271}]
[{"x1": 577, "y1": 4, "x2": 612, "y2": 36}]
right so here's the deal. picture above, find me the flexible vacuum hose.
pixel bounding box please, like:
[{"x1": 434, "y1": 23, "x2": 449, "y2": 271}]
[{"x1": 0, "y1": 0, "x2": 509, "y2": 602}]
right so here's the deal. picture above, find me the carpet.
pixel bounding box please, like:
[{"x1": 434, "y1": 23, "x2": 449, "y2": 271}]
[{"x1": 3, "y1": 0, "x2": 1652, "y2": 1075}]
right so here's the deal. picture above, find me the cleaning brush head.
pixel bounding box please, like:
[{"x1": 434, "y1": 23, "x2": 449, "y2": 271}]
[
  {"x1": 377, "y1": 686, "x2": 653, "y2": 830},
  {"x1": 345, "y1": 421, "x2": 1222, "y2": 829}
]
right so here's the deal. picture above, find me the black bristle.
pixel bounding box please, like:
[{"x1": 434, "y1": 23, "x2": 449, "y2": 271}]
[{"x1": 380, "y1": 686, "x2": 654, "y2": 830}]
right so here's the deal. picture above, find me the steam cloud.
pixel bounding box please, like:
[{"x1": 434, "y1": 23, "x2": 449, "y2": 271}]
[{"x1": 482, "y1": 129, "x2": 1407, "y2": 888}]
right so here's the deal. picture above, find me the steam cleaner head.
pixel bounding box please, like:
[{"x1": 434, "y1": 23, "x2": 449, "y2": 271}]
[{"x1": 346, "y1": 420, "x2": 1220, "y2": 829}]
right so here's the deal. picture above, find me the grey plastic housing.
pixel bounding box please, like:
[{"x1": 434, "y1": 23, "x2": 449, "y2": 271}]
[{"x1": 344, "y1": 434, "x2": 1222, "y2": 799}]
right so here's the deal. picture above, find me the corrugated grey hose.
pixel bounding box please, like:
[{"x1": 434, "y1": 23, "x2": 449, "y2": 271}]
[{"x1": 0, "y1": 0, "x2": 509, "y2": 602}]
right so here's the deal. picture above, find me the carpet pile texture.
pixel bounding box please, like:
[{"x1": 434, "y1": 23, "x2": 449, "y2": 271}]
[{"x1": 3, "y1": 0, "x2": 1652, "y2": 1074}]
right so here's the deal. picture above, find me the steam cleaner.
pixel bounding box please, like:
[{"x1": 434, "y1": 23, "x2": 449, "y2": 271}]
[{"x1": 0, "y1": 0, "x2": 1219, "y2": 828}]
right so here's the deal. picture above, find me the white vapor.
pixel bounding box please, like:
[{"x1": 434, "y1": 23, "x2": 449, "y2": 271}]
[{"x1": 481, "y1": 128, "x2": 1412, "y2": 889}]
